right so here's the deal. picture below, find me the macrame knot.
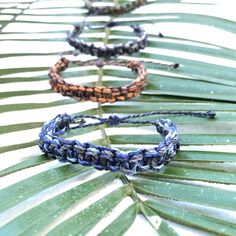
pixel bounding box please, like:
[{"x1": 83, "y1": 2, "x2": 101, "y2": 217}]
[{"x1": 106, "y1": 115, "x2": 121, "y2": 126}]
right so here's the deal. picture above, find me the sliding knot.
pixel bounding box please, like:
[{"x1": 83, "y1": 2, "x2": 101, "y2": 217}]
[
  {"x1": 95, "y1": 59, "x2": 104, "y2": 68},
  {"x1": 106, "y1": 115, "x2": 121, "y2": 126}
]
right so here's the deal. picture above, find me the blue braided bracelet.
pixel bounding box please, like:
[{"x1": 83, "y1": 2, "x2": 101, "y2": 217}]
[{"x1": 38, "y1": 111, "x2": 215, "y2": 175}]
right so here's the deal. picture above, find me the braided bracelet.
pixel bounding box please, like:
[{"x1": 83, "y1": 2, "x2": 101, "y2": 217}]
[
  {"x1": 38, "y1": 111, "x2": 216, "y2": 175},
  {"x1": 67, "y1": 23, "x2": 148, "y2": 57},
  {"x1": 84, "y1": 0, "x2": 147, "y2": 15},
  {"x1": 48, "y1": 57, "x2": 147, "y2": 103}
]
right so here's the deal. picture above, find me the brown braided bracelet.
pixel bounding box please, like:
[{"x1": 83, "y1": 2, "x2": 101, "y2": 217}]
[
  {"x1": 48, "y1": 57, "x2": 147, "y2": 103},
  {"x1": 84, "y1": 0, "x2": 148, "y2": 15}
]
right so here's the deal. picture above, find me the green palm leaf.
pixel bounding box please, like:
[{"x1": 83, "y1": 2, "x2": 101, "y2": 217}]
[{"x1": 0, "y1": 0, "x2": 236, "y2": 235}]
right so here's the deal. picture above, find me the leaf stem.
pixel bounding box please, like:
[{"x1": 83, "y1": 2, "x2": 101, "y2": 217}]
[{"x1": 96, "y1": 0, "x2": 119, "y2": 146}]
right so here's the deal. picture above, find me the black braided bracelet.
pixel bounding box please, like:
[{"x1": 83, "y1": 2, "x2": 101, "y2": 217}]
[
  {"x1": 84, "y1": 0, "x2": 148, "y2": 15},
  {"x1": 38, "y1": 111, "x2": 215, "y2": 175},
  {"x1": 67, "y1": 22, "x2": 148, "y2": 57}
]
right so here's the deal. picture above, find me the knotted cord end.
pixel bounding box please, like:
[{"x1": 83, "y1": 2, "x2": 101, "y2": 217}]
[{"x1": 206, "y1": 110, "x2": 216, "y2": 119}]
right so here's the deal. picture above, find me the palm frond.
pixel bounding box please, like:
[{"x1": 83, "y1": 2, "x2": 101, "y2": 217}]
[{"x1": 0, "y1": 0, "x2": 236, "y2": 235}]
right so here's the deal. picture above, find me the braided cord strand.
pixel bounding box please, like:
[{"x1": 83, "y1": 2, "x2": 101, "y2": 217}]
[
  {"x1": 38, "y1": 111, "x2": 215, "y2": 175},
  {"x1": 48, "y1": 57, "x2": 147, "y2": 103},
  {"x1": 67, "y1": 24, "x2": 148, "y2": 57},
  {"x1": 84, "y1": 0, "x2": 148, "y2": 15}
]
